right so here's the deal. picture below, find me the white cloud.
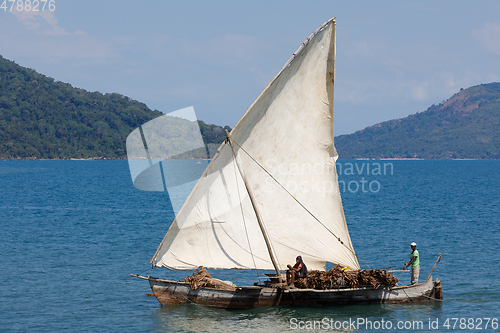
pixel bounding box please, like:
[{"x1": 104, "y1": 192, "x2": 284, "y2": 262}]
[
  {"x1": 10, "y1": 10, "x2": 69, "y2": 36},
  {"x1": 354, "y1": 40, "x2": 372, "y2": 57},
  {"x1": 411, "y1": 85, "x2": 427, "y2": 101},
  {"x1": 0, "y1": 12, "x2": 116, "y2": 61},
  {"x1": 473, "y1": 23, "x2": 500, "y2": 54},
  {"x1": 179, "y1": 34, "x2": 271, "y2": 66}
]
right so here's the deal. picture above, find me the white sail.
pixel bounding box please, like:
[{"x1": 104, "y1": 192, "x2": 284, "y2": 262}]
[{"x1": 152, "y1": 19, "x2": 360, "y2": 271}]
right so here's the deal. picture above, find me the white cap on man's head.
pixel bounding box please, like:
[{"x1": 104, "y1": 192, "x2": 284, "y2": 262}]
[{"x1": 410, "y1": 242, "x2": 417, "y2": 247}]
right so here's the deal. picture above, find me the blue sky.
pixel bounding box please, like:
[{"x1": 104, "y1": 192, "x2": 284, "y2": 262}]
[{"x1": 1, "y1": 0, "x2": 500, "y2": 135}]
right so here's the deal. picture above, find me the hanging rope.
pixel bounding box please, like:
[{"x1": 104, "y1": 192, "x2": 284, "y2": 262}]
[
  {"x1": 230, "y1": 145, "x2": 260, "y2": 280},
  {"x1": 228, "y1": 137, "x2": 372, "y2": 269},
  {"x1": 226, "y1": 134, "x2": 284, "y2": 279}
]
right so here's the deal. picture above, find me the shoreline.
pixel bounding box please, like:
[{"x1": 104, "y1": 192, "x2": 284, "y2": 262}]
[
  {"x1": 351, "y1": 158, "x2": 495, "y2": 161},
  {"x1": 0, "y1": 158, "x2": 212, "y2": 161},
  {"x1": 1, "y1": 158, "x2": 497, "y2": 161}
]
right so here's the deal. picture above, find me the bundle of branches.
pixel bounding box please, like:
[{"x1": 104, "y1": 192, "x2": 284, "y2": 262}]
[
  {"x1": 357, "y1": 269, "x2": 398, "y2": 289},
  {"x1": 183, "y1": 267, "x2": 236, "y2": 291},
  {"x1": 293, "y1": 265, "x2": 398, "y2": 290}
]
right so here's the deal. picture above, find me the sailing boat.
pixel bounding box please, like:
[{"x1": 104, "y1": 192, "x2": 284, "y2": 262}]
[{"x1": 129, "y1": 18, "x2": 442, "y2": 309}]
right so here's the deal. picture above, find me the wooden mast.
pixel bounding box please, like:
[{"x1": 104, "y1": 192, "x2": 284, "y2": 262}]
[{"x1": 225, "y1": 130, "x2": 285, "y2": 284}]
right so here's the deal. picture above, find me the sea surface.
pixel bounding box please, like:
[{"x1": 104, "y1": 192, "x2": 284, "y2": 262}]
[{"x1": 1, "y1": 160, "x2": 499, "y2": 332}]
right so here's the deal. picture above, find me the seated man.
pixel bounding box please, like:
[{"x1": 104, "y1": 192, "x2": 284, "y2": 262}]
[{"x1": 286, "y1": 256, "x2": 308, "y2": 287}]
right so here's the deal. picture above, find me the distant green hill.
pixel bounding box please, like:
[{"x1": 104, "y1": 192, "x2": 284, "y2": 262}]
[
  {"x1": 335, "y1": 83, "x2": 500, "y2": 159},
  {"x1": 3, "y1": 54, "x2": 499, "y2": 160},
  {"x1": 0, "y1": 56, "x2": 229, "y2": 159}
]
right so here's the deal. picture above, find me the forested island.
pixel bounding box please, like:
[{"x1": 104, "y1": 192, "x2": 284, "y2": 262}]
[
  {"x1": 335, "y1": 83, "x2": 500, "y2": 159},
  {"x1": 1, "y1": 55, "x2": 499, "y2": 160},
  {"x1": 0, "y1": 55, "x2": 229, "y2": 160}
]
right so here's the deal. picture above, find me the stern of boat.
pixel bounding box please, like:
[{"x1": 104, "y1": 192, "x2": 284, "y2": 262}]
[{"x1": 429, "y1": 278, "x2": 443, "y2": 300}]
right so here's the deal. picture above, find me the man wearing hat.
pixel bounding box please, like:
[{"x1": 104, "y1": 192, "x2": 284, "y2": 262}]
[{"x1": 403, "y1": 242, "x2": 420, "y2": 284}]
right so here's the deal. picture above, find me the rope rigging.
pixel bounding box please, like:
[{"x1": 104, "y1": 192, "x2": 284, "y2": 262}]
[
  {"x1": 226, "y1": 133, "x2": 284, "y2": 280},
  {"x1": 229, "y1": 145, "x2": 260, "y2": 280},
  {"x1": 226, "y1": 135, "x2": 372, "y2": 270}
]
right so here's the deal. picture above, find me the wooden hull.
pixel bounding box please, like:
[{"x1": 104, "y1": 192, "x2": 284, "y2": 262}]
[{"x1": 145, "y1": 276, "x2": 441, "y2": 309}]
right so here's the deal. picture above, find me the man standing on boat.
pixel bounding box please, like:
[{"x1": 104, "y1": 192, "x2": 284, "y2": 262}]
[{"x1": 403, "y1": 242, "x2": 420, "y2": 284}]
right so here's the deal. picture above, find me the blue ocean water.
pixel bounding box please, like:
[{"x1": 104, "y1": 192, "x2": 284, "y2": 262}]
[{"x1": 1, "y1": 160, "x2": 499, "y2": 332}]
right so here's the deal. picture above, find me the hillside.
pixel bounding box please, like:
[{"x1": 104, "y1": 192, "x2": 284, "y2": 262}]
[
  {"x1": 0, "y1": 56, "x2": 229, "y2": 159},
  {"x1": 335, "y1": 83, "x2": 500, "y2": 159},
  {"x1": 3, "y1": 54, "x2": 500, "y2": 160}
]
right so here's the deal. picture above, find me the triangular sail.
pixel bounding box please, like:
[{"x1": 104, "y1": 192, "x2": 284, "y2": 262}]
[{"x1": 152, "y1": 19, "x2": 360, "y2": 271}]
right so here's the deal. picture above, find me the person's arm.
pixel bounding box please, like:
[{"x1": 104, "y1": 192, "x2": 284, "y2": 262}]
[
  {"x1": 403, "y1": 256, "x2": 416, "y2": 270},
  {"x1": 293, "y1": 263, "x2": 302, "y2": 272}
]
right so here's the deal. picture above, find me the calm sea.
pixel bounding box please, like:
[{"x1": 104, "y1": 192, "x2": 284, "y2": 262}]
[{"x1": 1, "y1": 160, "x2": 499, "y2": 332}]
